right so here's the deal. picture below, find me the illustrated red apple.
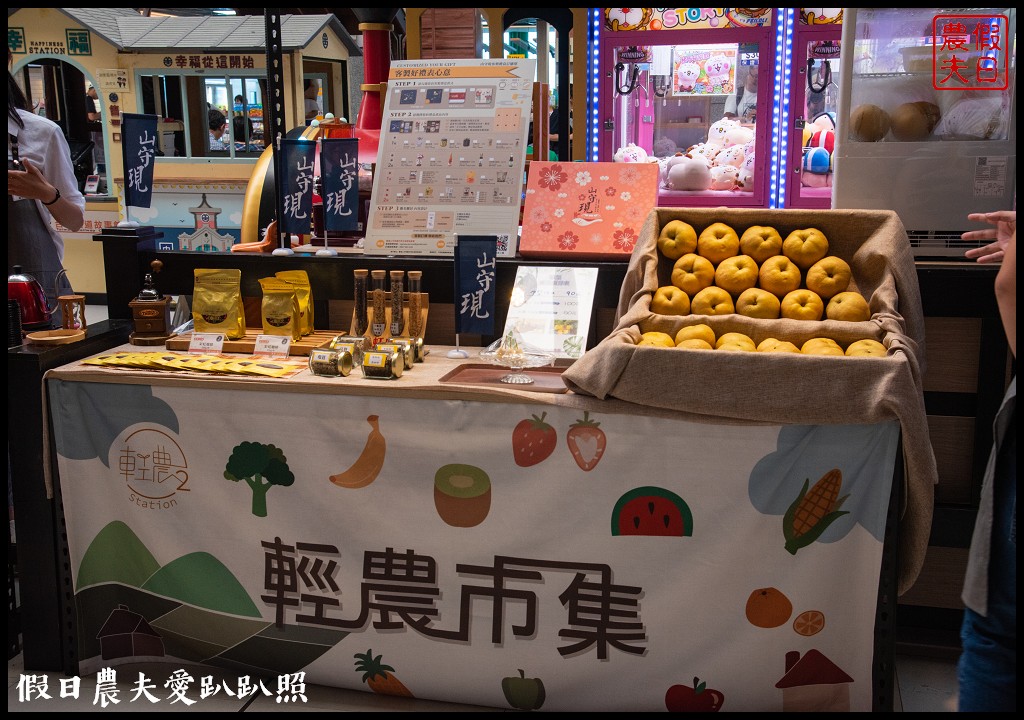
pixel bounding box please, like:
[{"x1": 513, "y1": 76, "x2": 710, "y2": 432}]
[{"x1": 665, "y1": 676, "x2": 724, "y2": 712}]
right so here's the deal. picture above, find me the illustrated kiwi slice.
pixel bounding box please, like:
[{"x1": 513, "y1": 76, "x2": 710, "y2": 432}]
[{"x1": 434, "y1": 464, "x2": 491, "y2": 527}]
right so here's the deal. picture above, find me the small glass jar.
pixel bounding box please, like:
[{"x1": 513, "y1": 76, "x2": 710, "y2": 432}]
[
  {"x1": 389, "y1": 270, "x2": 405, "y2": 337},
  {"x1": 370, "y1": 270, "x2": 388, "y2": 339},
  {"x1": 407, "y1": 270, "x2": 423, "y2": 338}
]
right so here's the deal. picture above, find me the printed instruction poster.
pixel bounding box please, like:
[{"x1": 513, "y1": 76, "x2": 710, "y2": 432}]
[{"x1": 365, "y1": 58, "x2": 537, "y2": 257}]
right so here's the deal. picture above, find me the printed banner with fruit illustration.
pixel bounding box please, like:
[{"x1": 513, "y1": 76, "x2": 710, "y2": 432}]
[{"x1": 50, "y1": 378, "x2": 899, "y2": 711}]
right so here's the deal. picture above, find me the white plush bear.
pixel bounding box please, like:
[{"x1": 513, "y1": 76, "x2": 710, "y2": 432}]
[
  {"x1": 685, "y1": 142, "x2": 719, "y2": 167},
  {"x1": 613, "y1": 142, "x2": 649, "y2": 163},
  {"x1": 737, "y1": 166, "x2": 754, "y2": 190},
  {"x1": 714, "y1": 144, "x2": 745, "y2": 169},
  {"x1": 666, "y1": 156, "x2": 712, "y2": 191},
  {"x1": 723, "y1": 123, "x2": 754, "y2": 148},
  {"x1": 709, "y1": 164, "x2": 739, "y2": 191},
  {"x1": 706, "y1": 118, "x2": 740, "y2": 148},
  {"x1": 675, "y1": 61, "x2": 701, "y2": 93},
  {"x1": 704, "y1": 54, "x2": 732, "y2": 90}
]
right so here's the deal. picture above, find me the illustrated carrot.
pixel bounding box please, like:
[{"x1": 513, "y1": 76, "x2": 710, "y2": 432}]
[
  {"x1": 354, "y1": 649, "x2": 414, "y2": 697},
  {"x1": 783, "y1": 468, "x2": 849, "y2": 555}
]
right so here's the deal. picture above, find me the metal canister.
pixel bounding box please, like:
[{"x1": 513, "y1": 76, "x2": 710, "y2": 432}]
[
  {"x1": 410, "y1": 336, "x2": 427, "y2": 363},
  {"x1": 361, "y1": 348, "x2": 404, "y2": 379},
  {"x1": 377, "y1": 341, "x2": 415, "y2": 371},
  {"x1": 308, "y1": 348, "x2": 354, "y2": 377},
  {"x1": 328, "y1": 334, "x2": 369, "y2": 364}
]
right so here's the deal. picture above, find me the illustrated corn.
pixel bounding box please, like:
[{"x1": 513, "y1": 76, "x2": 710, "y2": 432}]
[{"x1": 783, "y1": 468, "x2": 850, "y2": 555}]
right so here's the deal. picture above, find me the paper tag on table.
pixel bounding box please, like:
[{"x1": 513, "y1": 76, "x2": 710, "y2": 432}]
[
  {"x1": 188, "y1": 332, "x2": 225, "y2": 354},
  {"x1": 253, "y1": 334, "x2": 291, "y2": 360},
  {"x1": 502, "y1": 266, "x2": 598, "y2": 359}
]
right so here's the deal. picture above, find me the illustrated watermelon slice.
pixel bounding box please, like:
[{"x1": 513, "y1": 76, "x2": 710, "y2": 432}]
[{"x1": 612, "y1": 486, "x2": 693, "y2": 536}]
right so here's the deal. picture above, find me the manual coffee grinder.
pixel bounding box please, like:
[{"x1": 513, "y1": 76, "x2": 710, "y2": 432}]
[{"x1": 129, "y1": 260, "x2": 173, "y2": 345}]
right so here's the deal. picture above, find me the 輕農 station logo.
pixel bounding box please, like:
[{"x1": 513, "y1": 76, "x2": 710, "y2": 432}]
[{"x1": 117, "y1": 427, "x2": 190, "y2": 510}]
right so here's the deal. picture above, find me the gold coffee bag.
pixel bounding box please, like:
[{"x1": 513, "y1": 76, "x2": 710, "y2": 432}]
[
  {"x1": 193, "y1": 269, "x2": 246, "y2": 339},
  {"x1": 275, "y1": 269, "x2": 314, "y2": 336},
  {"x1": 258, "y1": 277, "x2": 302, "y2": 341}
]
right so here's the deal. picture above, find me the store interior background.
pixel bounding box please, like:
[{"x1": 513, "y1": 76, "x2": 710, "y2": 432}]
[{"x1": 10, "y1": 6, "x2": 1014, "y2": 712}]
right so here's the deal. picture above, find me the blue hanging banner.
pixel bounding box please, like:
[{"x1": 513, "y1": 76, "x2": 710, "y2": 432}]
[
  {"x1": 121, "y1": 113, "x2": 159, "y2": 209},
  {"x1": 453, "y1": 235, "x2": 498, "y2": 335},
  {"x1": 319, "y1": 138, "x2": 360, "y2": 232},
  {"x1": 279, "y1": 138, "x2": 318, "y2": 236}
]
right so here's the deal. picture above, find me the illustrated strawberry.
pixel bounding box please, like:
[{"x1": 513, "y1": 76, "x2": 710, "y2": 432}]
[
  {"x1": 512, "y1": 412, "x2": 557, "y2": 467},
  {"x1": 566, "y1": 411, "x2": 606, "y2": 471}
]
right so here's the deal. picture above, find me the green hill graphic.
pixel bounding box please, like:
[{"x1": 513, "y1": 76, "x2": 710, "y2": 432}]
[
  {"x1": 77, "y1": 521, "x2": 160, "y2": 590},
  {"x1": 141, "y1": 552, "x2": 261, "y2": 617}
]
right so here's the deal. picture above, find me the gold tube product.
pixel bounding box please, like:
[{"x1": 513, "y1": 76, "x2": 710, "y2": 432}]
[
  {"x1": 370, "y1": 270, "x2": 388, "y2": 339},
  {"x1": 389, "y1": 270, "x2": 405, "y2": 337},
  {"x1": 353, "y1": 269, "x2": 369, "y2": 336},
  {"x1": 308, "y1": 348, "x2": 353, "y2": 377},
  {"x1": 361, "y1": 348, "x2": 404, "y2": 379},
  {"x1": 407, "y1": 270, "x2": 423, "y2": 338}
]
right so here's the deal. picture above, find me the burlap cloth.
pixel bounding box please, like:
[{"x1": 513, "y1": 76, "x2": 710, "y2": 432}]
[{"x1": 563, "y1": 207, "x2": 937, "y2": 595}]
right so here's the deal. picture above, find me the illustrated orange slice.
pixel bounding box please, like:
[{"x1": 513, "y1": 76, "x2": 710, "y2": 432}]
[{"x1": 793, "y1": 609, "x2": 825, "y2": 636}]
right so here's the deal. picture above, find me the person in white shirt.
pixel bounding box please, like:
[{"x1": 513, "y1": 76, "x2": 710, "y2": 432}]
[
  {"x1": 208, "y1": 109, "x2": 228, "y2": 151},
  {"x1": 723, "y1": 64, "x2": 758, "y2": 124},
  {"x1": 8, "y1": 66, "x2": 86, "y2": 321}
]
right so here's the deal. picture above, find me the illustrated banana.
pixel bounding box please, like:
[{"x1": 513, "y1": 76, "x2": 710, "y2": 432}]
[{"x1": 330, "y1": 415, "x2": 386, "y2": 488}]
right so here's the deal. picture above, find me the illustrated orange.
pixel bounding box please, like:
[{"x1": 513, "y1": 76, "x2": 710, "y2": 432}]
[
  {"x1": 690, "y1": 286, "x2": 735, "y2": 316},
  {"x1": 671, "y1": 253, "x2": 716, "y2": 296},
  {"x1": 793, "y1": 609, "x2": 825, "y2": 637},
  {"x1": 714, "y1": 255, "x2": 759, "y2": 296},
  {"x1": 758, "y1": 255, "x2": 802, "y2": 298},
  {"x1": 696, "y1": 222, "x2": 740, "y2": 265},
  {"x1": 675, "y1": 323, "x2": 716, "y2": 346},
  {"x1": 745, "y1": 587, "x2": 793, "y2": 628},
  {"x1": 738, "y1": 225, "x2": 784, "y2": 264}
]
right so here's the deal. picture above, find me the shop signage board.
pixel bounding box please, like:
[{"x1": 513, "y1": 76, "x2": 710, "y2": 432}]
[{"x1": 364, "y1": 58, "x2": 537, "y2": 257}]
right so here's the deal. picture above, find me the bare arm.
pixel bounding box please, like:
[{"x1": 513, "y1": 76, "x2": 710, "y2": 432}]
[{"x1": 7, "y1": 159, "x2": 86, "y2": 232}]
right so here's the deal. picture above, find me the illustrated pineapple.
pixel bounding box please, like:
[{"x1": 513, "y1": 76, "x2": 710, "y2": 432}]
[
  {"x1": 783, "y1": 468, "x2": 850, "y2": 555},
  {"x1": 354, "y1": 649, "x2": 414, "y2": 697}
]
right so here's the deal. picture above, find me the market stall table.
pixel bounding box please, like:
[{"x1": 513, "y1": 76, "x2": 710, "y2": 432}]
[{"x1": 44, "y1": 344, "x2": 906, "y2": 711}]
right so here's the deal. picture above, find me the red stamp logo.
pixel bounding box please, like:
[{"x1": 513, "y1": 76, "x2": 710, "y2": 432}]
[{"x1": 932, "y1": 14, "x2": 1009, "y2": 90}]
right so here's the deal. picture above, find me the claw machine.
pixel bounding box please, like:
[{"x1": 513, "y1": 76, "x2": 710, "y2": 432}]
[
  {"x1": 832, "y1": 7, "x2": 1016, "y2": 255},
  {"x1": 780, "y1": 8, "x2": 845, "y2": 208},
  {"x1": 596, "y1": 8, "x2": 782, "y2": 207}
]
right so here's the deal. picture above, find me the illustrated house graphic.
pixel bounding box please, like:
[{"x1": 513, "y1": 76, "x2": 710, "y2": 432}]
[
  {"x1": 96, "y1": 604, "x2": 165, "y2": 661},
  {"x1": 178, "y1": 194, "x2": 236, "y2": 251},
  {"x1": 774, "y1": 649, "x2": 854, "y2": 712}
]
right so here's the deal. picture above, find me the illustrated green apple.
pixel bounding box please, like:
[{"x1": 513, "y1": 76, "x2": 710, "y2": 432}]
[
  {"x1": 665, "y1": 676, "x2": 724, "y2": 712},
  {"x1": 502, "y1": 669, "x2": 545, "y2": 710}
]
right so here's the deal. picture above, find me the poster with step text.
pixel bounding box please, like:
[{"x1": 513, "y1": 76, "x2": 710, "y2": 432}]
[{"x1": 365, "y1": 58, "x2": 536, "y2": 257}]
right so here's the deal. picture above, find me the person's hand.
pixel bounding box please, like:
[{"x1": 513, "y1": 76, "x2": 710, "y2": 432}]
[
  {"x1": 962, "y1": 210, "x2": 1016, "y2": 263},
  {"x1": 6, "y1": 159, "x2": 57, "y2": 203}
]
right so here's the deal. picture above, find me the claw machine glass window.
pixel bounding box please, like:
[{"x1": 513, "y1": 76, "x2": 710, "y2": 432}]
[
  {"x1": 783, "y1": 11, "x2": 843, "y2": 209},
  {"x1": 597, "y1": 9, "x2": 779, "y2": 208},
  {"x1": 833, "y1": 7, "x2": 1016, "y2": 257}
]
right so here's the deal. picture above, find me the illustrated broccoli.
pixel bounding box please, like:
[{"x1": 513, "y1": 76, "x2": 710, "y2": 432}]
[{"x1": 223, "y1": 441, "x2": 295, "y2": 517}]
